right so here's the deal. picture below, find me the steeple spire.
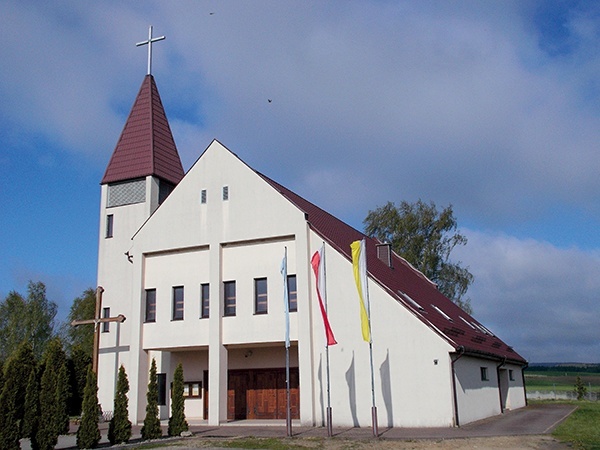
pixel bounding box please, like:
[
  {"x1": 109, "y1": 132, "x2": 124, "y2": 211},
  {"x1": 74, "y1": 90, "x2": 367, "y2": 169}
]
[{"x1": 101, "y1": 75, "x2": 184, "y2": 185}]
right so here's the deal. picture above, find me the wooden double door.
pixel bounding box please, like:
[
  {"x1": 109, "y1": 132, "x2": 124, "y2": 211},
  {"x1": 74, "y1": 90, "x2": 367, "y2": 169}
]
[{"x1": 227, "y1": 368, "x2": 299, "y2": 420}]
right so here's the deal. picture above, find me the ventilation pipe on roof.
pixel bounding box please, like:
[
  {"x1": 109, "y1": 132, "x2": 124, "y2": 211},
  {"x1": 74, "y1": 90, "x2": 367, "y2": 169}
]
[{"x1": 376, "y1": 243, "x2": 393, "y2": 268}]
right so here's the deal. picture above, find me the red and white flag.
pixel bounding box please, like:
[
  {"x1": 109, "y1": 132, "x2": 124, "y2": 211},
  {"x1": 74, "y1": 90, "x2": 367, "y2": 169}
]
[{"x1": 311, "y1": 245, "x2": 337, "y2": 346}]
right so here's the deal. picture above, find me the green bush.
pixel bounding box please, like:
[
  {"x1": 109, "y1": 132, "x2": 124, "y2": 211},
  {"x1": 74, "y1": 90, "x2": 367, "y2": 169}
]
[
  {"x1": 141, "y1": 358, "x2": 162, "y2": 440},
  {"x1": 168, "y1": 362, "x2": 189, "y2": 436},
  {"x1": 108, "y1": 365, "x2": 132, "y2": 444},
  {"x1": 76, "y1": 367, "x2": 101, "y2": 449}
]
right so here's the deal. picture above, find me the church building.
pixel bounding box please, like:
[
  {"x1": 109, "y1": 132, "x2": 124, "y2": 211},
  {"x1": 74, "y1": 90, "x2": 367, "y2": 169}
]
[{"x1": 96, "y1": 72, "x2": 527, "y2": 429}]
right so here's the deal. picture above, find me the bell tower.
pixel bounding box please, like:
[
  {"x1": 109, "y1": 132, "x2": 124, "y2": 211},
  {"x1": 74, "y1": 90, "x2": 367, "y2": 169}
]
[{"x1": 96, "y1": 26, "x2": 184, "y2": 412}]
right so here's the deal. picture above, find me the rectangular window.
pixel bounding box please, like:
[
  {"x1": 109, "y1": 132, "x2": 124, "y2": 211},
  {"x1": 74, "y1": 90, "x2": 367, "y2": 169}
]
[
  {"x1": 106, "y1": 214, "x2": 114, "y2": 238},
  {"x1": 480, "y1": 367, "x2": 489, "y2": 381},
  {"x1": 255, "y1": 278, "x2": 268, "y2": 314},
  {"x1": 201, "y1": 283, "x2": 209, "y2": 318},
  {"x1": 509, "y1": 369, "x2": 514, "y2": 381},
  {"x1": 224, "y1": 281, "x2": 236, "y2": 316},
  {"x1": 145, "y1": 289, "x2": 156, "y2": 322},
  {"x1": 173, "y1": 286, "x2": 184, "y2": 321},
  {"x1": 102, "y1": 307, "x2": 110, "y2": 332},
  {"x1": 158, "y1": 373, "x2": 167, "y2": 406},
  {"x1": 200, "y1": 189, "x2": 207, "y2": 204},
  {"x1": 287, "y1": 275, "x2": 297, "y2": 312},
  {"x1": 222, "y1": 185, "x2": 229, "y2": 201},
  {"x1": 183, "y1": 381, "x2": 202, "y2": 398}
]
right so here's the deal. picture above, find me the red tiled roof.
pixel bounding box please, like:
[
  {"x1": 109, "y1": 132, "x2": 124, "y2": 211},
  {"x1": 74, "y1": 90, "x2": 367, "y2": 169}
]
[
  {"x1": 259, "y1": 173, "x2": 526, "y2": 365},
  {"x1": 101, "y1": 75, "x2": 184, "y2": 185}
]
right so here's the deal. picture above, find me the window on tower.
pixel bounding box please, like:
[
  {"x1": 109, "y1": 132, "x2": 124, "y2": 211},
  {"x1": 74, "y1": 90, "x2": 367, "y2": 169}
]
[
  {"x1": 106, "y1": 214, "x2": 114, "y2": 238},
  {"x1": 102, "y1": 307, "x2": 110, "y2": 332}
]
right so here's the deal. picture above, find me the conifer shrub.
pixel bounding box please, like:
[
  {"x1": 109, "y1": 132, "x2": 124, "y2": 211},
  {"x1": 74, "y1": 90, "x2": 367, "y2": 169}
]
[
  {"x1": 0, "y1": 342, "x2": 37, "y2": 449},
  {"x1": 76, "y1": 367, "x2": 101, "y2": 449},
  {"x1": 141, "y1": 358, "x2": 162, "y2": 440},
  {"x1": 23, "y1": 366, "x2": 40, "y2": 442},
  {"x1": 168, "y1": 362, "x2": 189, "y2": 436},
  {"x1": 108, "y1": 365, "x2": 132, "y2": 445},
  {"x1": 36, "y1": 338, "x2": 70, "y2": 450},
  {"x1": 574, "y1": 376, "x2": 588, "y2": 401}
]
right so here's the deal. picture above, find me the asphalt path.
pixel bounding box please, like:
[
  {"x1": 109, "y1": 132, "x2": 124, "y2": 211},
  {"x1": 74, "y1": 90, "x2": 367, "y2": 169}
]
[{"x1": 21, "y1": 402, "x2": 576, "y2": 449}]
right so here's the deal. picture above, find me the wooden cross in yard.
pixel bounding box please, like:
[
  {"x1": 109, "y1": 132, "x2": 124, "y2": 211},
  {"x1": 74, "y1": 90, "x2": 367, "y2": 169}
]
[{"x1": 71, "y1": 286, "x2": 126, "y2": 373}]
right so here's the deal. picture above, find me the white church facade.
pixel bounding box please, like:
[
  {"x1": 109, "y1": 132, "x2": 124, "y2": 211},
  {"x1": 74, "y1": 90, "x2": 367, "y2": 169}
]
[{"x1": 96, "y1": 74, "x2": 527, "y2": 429}]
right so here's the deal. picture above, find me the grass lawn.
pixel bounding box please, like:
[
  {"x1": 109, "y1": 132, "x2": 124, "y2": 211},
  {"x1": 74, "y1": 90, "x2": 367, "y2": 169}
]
[{"x1": 550, "y1": 400, "x2": 600, "y2": 449}]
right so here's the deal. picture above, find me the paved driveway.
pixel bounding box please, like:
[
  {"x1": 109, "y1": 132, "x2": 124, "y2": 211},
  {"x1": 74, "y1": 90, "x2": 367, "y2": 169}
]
[{"x1": 25, "y1": 402, "x2": 576, "y2": 449}]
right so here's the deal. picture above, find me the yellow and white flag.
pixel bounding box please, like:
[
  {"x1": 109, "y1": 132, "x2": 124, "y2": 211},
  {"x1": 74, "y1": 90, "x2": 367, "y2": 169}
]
[{"x1": 351, "y1": 238, "x2": 371, "y2": 343}]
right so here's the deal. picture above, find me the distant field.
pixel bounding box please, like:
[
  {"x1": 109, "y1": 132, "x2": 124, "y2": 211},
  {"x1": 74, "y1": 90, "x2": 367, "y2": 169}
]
[{"x1": 525, "y1": 370, "x2": 600, "y2": 393}]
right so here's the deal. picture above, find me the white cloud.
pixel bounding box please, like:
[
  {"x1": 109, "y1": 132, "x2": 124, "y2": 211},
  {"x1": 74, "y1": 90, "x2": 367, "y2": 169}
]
[{"x1": 455, "y1": 230, "x2": 600, "y2": 362}]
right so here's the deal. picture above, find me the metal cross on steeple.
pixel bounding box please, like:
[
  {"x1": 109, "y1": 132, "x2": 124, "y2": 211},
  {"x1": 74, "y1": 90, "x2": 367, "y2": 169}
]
[{"x1": 136, "y1": 26, "x2": 165, "y2": 75}]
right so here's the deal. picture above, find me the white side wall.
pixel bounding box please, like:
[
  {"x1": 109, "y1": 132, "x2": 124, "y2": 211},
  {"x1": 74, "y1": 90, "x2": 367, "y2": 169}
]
[
  {"x1": 307, "y1": 237, "x2": 456, "y2": 428},
  {"x1": 453, "y1": 356, "x2": 501, "y2": 425}
]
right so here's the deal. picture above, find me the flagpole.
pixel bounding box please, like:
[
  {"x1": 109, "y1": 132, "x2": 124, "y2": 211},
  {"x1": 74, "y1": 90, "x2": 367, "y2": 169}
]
[
  {"x1": 283, "y1": 246, "x2": 292, "y2": 437},
  {"x1": 363, "y1": 239, "x2": 378, "y2": 437},
  {"x1": 322, "y1": 243, "x2": 333, "y2": 437}
]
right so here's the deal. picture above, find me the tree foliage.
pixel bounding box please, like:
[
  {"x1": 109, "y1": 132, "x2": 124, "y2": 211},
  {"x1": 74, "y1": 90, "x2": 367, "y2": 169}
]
[
  {"x1": 168, "y1": 363, "x2": 188, "y2": 436},
  {"x1": 67, "y1": 346, "x2": 93, "y2": 416},
  {"x1": 141, "y1": 358, "x2": 162, "y2": 440},
  {"x1": 364, "y1": 200, "x2": 474, "y2": 313},
  {"x1": 574, "y1": 376, "x2": 587, "y2": 401},
  {"x1": 0, "y1": 281, "x2": 57, "y2": 361},
  {"x1": 108, "y1": 365, "x2": 132, "y2": 445},
  {"x1": 0, "y1": 341, "x2": 37, "y2": 449},
  {"x1": 63, "y1": 288, "x2": 96, "y2": 357},
  {"x1": 77, "y1": 367, "x2": 101, "y2": 449},
  {"x1": 36, "y1": 338, "x2": 70, "y2": 450}
]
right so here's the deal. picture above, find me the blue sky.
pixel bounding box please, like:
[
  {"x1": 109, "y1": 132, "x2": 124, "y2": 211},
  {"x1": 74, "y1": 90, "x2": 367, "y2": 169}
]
[{"x1": 1, "y1": 0, "x2": 599, "y2": 362}]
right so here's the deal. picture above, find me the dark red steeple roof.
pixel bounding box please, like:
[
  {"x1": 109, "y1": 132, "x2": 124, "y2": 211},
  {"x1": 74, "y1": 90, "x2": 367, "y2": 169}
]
[{"x1": 101, "y1": 75, "x2": 184, "y2": 185}]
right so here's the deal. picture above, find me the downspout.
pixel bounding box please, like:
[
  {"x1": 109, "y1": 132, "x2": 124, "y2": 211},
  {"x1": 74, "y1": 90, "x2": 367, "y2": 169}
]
[
  {"x1": 496, "y1": 356, "x2": 507, "y2": 413},
  {"x1": 450, "y1": 346, "x2": 465, "y2": 427},
  {"x1": 522, "y1": 362, "x2": 529, "y2": 406}
]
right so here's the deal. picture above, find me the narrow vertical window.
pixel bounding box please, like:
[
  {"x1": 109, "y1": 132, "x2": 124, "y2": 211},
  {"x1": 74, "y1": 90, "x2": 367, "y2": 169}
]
[
  {"x1": 106, "y1": 214, "x2": 114, "y2": 238},
  {"x1": 254, "y1": 278, "x2": 268, "y2": 314},
  {"x1": 224, "y1": 281, "x2": 236, "y2": 316},
  {"x1": 157, "y1": 373, "x2": 167, "y2": 406},
  {"x1": 173, "y1": 286, "x2": 184, "y2": 321},
  {"x1": 480, "y1": 367, "x2": 489, "y2": 381},
  {"x1": 201, "y1": 283, "x2": 210, "y2": 318},
  {"x1": 145, "y1": 289, "x2": 156, "y2": 322},
  {"x1": 102, "y1": 307, "x2": 110, "y2": 332},
  {"x1": 200, "y1": 189, "x2": 207, "y2": 204},
  {"x1": 222, "y1": 185, "x2": 229, "y2": 201},
  {"x1": 509, "y1": 369, "x2": 514, "y2": 381},
  {"x1": 287, "y1": 275, "x2": 297, "y2": 312}
]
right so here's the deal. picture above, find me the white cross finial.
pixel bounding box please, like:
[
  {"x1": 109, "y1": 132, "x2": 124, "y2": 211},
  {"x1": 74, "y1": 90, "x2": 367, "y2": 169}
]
[{"x1": 136, "y1": 26, "x2": 165, "y2": 75}]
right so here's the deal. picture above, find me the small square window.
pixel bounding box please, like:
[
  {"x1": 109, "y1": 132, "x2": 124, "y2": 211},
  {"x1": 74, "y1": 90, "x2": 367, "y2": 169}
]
[
  {"x1": 222, "y1": 185, "x2": 229, "y2": 201},
  {"x1": 106, "y1": 214, "x2": 114, "y2": 238},
  {"x1": 102, "y1": 307, "x2": 110, "y2": 332},
  {"x1": 480, "y1": 367, "x2": 489, "y2": 381}
]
